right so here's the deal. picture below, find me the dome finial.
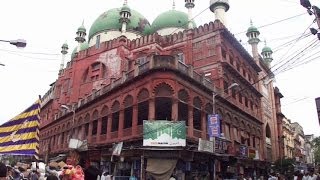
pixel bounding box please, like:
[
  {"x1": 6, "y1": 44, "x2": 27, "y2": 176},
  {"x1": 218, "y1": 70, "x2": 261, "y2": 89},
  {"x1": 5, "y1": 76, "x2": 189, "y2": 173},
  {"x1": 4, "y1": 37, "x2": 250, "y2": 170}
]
[
  {"x1": 250, "y1": 19, "x2": 253, "y2": 26},
  {"x1": 173, "y1": 0, "x2": 176, "y2": 10},
  {"x1": 264, "y1": 39, "x2": 267, "y2": 46},
  {"x1": 123, "y1": 0, "x2": 128, "y2": 5}
]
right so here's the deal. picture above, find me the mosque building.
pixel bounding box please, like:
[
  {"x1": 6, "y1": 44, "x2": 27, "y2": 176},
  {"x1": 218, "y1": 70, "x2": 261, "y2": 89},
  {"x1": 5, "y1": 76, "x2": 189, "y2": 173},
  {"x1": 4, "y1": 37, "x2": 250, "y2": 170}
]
[{"x1": 39, "y1": 0, "x2": 281, "y2": 178}]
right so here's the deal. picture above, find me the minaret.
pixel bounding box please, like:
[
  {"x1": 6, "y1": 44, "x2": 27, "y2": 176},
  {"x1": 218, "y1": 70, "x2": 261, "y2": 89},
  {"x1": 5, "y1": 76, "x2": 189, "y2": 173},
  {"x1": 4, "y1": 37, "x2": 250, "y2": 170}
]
[
  {"x1": 261, "y1": 41, "x2": 273, "y2": 67},
  {"x1": 185, "y1": 0, "x2": 195, "y2": 29},
  {"x1": 75, "y1": 21, "x2": 86, "y2": 53},
  {"x1": 246, "y1": 20, "x2": 260, "y2": 61},
  {"x1": 60, "y1": 42, "x2": 68, "y2": 71},
  {"x1": 119, "y1": 0, "x2": 131, "y2": 36},
  {"x1": 209, "y1": 0, "x2": 230, "y2": 26}
]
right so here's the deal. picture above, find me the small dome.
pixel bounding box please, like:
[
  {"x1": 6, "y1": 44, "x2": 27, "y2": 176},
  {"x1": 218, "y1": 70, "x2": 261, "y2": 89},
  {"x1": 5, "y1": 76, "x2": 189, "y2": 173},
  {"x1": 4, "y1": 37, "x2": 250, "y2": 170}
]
[
  {"x1": 262, "y1": 45, "x2": 272, "y2": 53},
  {"x1": 247, "y1": 25, "x2": 259, "y2": 34},
  {"x1": 77, "y1": 24, "x2": 86, "y2": 33},
  {"x1": 71, "y1": 42, "x2": 89, "y2": 59},
  {"x1": 151, "y1": 10, "x2": 196, "y2": 33},
  {"x1": 61, "y1": 42, "x2": 68, "y2": 49},
  {"x1": 89, "y1": 8, "x2": 151, "y2": 40},
  {"x1": 121, "y1": 4, "x2": 131, "y2": 13}
]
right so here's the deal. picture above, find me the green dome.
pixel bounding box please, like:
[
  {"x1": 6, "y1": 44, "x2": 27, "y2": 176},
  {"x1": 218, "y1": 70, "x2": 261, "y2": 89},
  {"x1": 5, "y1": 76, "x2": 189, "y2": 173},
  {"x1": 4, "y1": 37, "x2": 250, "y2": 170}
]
[
  {"x1": 61, "y1": 42, "x2": 68, "y2": 49},
  {"x1": 71, "y1": 42, "x2": 89, "y2": 59},
  {"x1": 89, "y1": 8, "x2": 151, "y2": 40},
  {"x1": 77, "y1": 24, "x2": 86, "y2": 33},
  {"x1": 151, "y1": 10, "x2": 196, "y2": 33},
  {"x1": 262, "y1": 46, "x2": 272, "y2": 53},
  {"x1": 247, "y1": 25, "x2": 259, "y2": 34},
  {"x1": 121, "y1": 4, "x2": 131, "y2": 13}
]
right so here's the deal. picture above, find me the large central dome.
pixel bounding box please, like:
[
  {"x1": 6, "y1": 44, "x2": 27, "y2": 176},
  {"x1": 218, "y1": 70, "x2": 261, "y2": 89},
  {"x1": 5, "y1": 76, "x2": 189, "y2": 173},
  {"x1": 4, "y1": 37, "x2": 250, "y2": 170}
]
[
  {"x1": 151, "y1": 10, "x2": 196, "y2": 33},
  {"x1": 88, "y1": 8, "x2": 151, "y2": 40}
]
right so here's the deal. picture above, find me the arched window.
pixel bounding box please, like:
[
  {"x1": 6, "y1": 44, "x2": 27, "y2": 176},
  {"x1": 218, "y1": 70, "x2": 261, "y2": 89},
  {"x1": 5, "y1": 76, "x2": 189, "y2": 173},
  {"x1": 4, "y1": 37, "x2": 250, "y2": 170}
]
[
  {"x1": 193, "y1": 97, "x2": 202, "y2": 130},
  {"x1": 178, "y1": 89, "x2": 189, "y2": 125},
  {"x1": 138, "y1": 89, "x2": 149, "y2": 125},
  {"x1": 155, "y1": 83, "x2": 173, "y2": 120},
  {"x1": 266, "y1": 123, "x2": 271, "y2": 138},
  {"x1": 101, "y1": 106, "x2": 108, "y2": 135},
  {"x1": 111, "y1": 101, "x2": 120, "y2": 132},
  {"x1": 92, "y1": 110, "x2": 99, "y2": 136},
  {"x1": 84, "y1": 114, "x2": 90, "y2": 137},
  {"x1": 124, "y1": 95, "x2": 133, "y2": 129}
]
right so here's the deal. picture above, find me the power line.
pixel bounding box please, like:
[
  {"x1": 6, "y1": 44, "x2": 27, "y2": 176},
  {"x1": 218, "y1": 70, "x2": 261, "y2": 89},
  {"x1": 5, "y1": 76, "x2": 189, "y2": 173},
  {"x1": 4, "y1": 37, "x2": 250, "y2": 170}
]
[
  {"x1": 273, "y1": 38, "x2": 319, "y2": 75},
  {"x1": 276, "y1": 41, "x2": 320, "y2": 74},
  {"x1": 234, "y1": 13, "x2": 307, "y2": 35}
]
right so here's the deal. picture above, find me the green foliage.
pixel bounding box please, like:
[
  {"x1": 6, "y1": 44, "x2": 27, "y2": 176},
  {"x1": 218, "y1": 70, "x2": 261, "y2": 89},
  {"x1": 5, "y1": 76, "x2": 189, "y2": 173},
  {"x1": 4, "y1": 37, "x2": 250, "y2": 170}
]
[
  {"x1": 273, "y1": 157, "x2": 295, "y2": 174},
  {"x1": 312, "y1": 137, "x2": 320, "y2": 165}
]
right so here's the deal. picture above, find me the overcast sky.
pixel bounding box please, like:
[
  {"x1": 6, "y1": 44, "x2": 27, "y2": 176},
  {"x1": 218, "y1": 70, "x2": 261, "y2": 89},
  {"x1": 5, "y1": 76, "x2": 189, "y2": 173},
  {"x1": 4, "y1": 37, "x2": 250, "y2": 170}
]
[{"x1": 0, "y1": 0, "x2": 319, "y2": 136}]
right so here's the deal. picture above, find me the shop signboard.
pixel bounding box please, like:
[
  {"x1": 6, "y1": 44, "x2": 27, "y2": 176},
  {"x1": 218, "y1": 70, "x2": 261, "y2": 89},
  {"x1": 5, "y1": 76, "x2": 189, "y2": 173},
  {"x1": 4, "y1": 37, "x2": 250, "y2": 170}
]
[
  {"x1": 238, "y1": 145, "x2": 248, "y2": 158},
  {"x1": 198, "y1": 138, "x2": 214, "y2": 153},
  {"x1": 248, "y1": 148, "x2": 256, "y2": 159},
  {"x1": 214, "y1": 137, "x2": 231, "y2": 154},
  {"x1": 143, "y1": 120, "x2": 186, "y2": 147},
  {"x1": 207, "y1": 114, "x2": 221, "y2": 138}
]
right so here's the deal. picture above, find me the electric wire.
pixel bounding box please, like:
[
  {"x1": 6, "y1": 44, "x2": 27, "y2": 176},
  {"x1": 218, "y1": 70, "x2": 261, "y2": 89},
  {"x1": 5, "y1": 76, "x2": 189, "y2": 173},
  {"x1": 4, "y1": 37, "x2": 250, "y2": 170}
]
[
  {"x1": 272, "y1": 38, "x2": 319, "y2": 75},
  {"x1": 234, "y1": 13, "x2": 307, "y2": 35},
  {"x1": 270, "y1": 22, "x2": 314, "y2": 71},
  {"x1": 275, "y1": 41, "x2": 320, "y2": 74}
]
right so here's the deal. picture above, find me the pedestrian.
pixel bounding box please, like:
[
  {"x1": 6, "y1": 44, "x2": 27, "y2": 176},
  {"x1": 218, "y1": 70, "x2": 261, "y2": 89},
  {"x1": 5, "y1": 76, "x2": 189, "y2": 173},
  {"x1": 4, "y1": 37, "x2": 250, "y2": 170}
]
[
  {"x1": 46, "y1": 175, "x2": 59, "y2": 180},
  {"x1": 0, "y1": 162, "x2": 8, "y2": 180}
]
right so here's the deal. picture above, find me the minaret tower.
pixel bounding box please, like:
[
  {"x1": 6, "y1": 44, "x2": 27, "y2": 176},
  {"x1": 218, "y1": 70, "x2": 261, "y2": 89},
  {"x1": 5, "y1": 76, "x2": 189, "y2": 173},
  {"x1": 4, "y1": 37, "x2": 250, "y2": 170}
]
[
  {"x1": 60, "y1": 42, "x2": 68, "y2": 72},
  {"x1": 119, "y1": 0, "x2": 131, "y2": 36},
  {"x1": 185, "y1": 0, "x2": 195, "y2": 29},
  {"x1": 209, "y1": 0, "x2": 230, "y2": 26},
  {"x1": 261, "y1": 41, "x2": 273, "y2": 67},
  {"x1": 246, "y1": 20, "x2": 260, "y2": 61},
  {"x1": 75, "y1": 21, "x2": 86, "y2": 53}
]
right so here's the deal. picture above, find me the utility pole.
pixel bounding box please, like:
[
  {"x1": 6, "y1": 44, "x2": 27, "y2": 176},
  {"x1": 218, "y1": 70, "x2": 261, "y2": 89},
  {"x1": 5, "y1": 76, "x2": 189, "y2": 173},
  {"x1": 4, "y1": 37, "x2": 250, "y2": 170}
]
[{"x1": 300, "y1": 0, "x2": 320, "y2": 39}]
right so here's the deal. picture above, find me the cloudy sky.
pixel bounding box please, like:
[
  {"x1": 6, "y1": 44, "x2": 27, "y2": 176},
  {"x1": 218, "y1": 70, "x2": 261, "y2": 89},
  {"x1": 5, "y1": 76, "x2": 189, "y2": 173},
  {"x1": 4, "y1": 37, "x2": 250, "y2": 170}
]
[{"x1": 0, "y1": 0, "x2": 319, "y2": 136}]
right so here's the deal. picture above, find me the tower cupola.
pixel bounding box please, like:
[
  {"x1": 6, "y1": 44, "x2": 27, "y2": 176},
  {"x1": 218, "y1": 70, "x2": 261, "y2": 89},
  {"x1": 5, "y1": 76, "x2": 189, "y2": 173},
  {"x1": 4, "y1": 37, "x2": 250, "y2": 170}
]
[
  {"x1": 210, "y1": 0, "x2": 230, "y2": 26},
  {"x1": 120, "y1": 0, "x2": 132, "y2": 35},
  {"x1": 59, "y1": 42, "x2": 68, "y2": 73},
  {"x1": 185, "y1": 0, "x2": 195, "y2": 29},
  {"x1": 75, "y1": 21, "x2": 86, "y2": 43},
  {"x1": 246, "y1": 20, "x2": 260, "y2": 60},
  {"x1": 261, "y1": 41, "x2": 273, "y2": 66}
]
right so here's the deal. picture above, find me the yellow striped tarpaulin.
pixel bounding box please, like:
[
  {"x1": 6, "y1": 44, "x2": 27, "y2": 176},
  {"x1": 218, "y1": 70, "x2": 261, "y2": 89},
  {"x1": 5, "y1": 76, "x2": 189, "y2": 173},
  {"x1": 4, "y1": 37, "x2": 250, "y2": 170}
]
[{"x1": 0, "y1": 99, "x2": 40, "y2": 156}]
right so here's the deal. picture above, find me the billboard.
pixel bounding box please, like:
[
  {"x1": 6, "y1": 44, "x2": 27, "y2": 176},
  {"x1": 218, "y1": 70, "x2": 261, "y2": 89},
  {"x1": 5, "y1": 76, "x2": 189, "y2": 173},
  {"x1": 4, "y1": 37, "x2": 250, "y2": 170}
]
[
  {"x1": 207, "y1": 114, "x2": 221, "y2": 138},
  {"x1": 143, "y1": 121, "x2": 186, "y2": 147}
]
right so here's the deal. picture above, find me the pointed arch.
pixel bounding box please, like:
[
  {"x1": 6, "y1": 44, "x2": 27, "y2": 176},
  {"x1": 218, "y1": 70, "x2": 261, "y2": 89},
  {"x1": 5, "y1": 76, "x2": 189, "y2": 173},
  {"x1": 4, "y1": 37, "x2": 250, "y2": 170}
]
[
  {"x1": 154, "y1": 82, "x2": 174, "y2": 97},
  {"x1": 266, "y1": 123, "x2": 271, "y2": 138}
]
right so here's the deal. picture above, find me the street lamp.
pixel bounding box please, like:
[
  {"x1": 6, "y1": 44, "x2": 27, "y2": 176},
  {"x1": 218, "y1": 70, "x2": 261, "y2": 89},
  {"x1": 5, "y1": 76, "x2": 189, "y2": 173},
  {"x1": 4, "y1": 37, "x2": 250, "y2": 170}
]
[
  {"x1": 0, "y1": 39, "x2": 27, "y2": 48},
  {"x1": 61, "y1": 104, "x2": 76, "y2": 139}
]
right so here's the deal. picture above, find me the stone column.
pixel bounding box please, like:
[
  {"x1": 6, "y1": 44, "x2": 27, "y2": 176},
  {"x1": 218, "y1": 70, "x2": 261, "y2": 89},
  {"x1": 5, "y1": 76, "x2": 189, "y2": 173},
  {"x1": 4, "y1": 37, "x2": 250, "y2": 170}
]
[
  {"x1": 149, "y1": 98, "x2": 155, "y2": 120},
  {"x1": 88, "y1": 122, "x2": 93, "y2": 143},
  {"x1": 118, "y1": 110, "x2": 124, "y2": 138},
  {"x1": 107, "y1": 116, "x2": 112, "y2": 140},
  {"x1": 188, "y1": 106, "x2": 193, "y2": 137},
  {"x1": 171, "y1": 99, "x2": 178, "y2": 121},
  {"x1": 97, "y1": 118, "x2": 102, "y2": 141},
  {"x1": 201, "y1": 111, "x2": 207, "y2": 139},
  {"x1": 132, "y1": 105, "x2": 138, "y2": 136}
]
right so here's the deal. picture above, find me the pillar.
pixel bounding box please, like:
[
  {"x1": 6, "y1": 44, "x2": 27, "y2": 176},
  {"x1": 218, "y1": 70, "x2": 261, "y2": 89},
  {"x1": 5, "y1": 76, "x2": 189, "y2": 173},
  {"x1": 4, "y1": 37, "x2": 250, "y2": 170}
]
[
  {"x1": 97, "y1": 118, "x2": 102, "y2": 141},
  {"x1": 132, "y1": 105, "x2": 138, "y2": 136},
  {"x1": 149, "y1": 98, "x2": 155, "y2": 120},
  {"x1": 119, "y1": 110, "x2": 124, "y2": 138},
  {"x1": 188, "y1": 106, "x2": 193, "y2": 137},
  {"x1": 171, "y1": 99, "x2": 178, "y2": 121}
]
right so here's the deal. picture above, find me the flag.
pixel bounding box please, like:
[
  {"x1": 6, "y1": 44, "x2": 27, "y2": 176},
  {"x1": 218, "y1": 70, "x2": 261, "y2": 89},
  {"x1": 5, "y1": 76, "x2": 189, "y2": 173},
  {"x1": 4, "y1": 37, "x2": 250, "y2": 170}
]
[{"x1": 0, "y1": 99, "x2": 41, "y2": 157}]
